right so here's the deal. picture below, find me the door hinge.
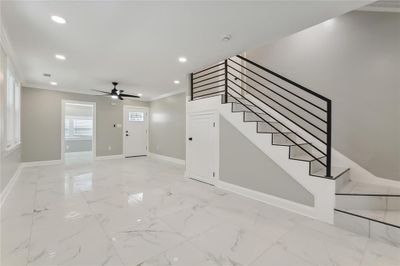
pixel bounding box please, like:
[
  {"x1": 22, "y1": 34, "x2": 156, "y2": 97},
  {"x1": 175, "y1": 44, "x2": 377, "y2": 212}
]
[
  {"x1": 213, "y1": 122, "x2": 216, "y2": 127},
  {"x1": 146, "y1": 146, "x2": 147, "y2": 150},
  {"x1": 212, "y1": 172, "x2": 215, "y2": 177}
]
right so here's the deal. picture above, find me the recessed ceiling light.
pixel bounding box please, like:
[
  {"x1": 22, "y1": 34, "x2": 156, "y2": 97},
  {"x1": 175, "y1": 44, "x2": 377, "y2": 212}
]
[
  {"x1": 55, "y1": 54, "x2": 66, "y2": 60},
  {"x1": 50, "y1": 81, "x2": 58, "y2": 86},
  {"x1": 138, "y1": 93, "x2": 143, "y2": 97},
  {"x1": 174, "y1": 80, "x2": 180, "y2": 84},
  {"x1": 51, "y1": 15, "x2": 66, "y2": 24},
  {"x1": 178, "y1": 57, "x2": 187, "y2": 63}
]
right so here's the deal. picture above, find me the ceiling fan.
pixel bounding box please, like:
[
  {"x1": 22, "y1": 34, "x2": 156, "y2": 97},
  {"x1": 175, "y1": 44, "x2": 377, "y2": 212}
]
[{"x1": 92, "y1": 82, "x2": 140, "y2": 100}]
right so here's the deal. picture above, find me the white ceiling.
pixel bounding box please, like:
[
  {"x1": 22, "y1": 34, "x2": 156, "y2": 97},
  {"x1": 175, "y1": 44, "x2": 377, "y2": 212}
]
[{"x1": 1, "y1": 1, "x2": 373, "y2": 100}]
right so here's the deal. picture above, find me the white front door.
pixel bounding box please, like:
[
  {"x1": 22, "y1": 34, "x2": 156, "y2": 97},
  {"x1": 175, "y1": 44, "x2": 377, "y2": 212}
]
[
  {"x1": 124, "y1": 106, "x2": 148, "y2": 157},
  {"x1": 187, "y1": 112, "x2": 217, "y2": 185}
]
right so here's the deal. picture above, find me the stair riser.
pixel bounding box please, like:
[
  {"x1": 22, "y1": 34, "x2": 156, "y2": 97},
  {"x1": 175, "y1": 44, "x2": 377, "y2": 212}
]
[
  {"x1": 336, "y1": 195, "x2": 400, "y2": 211},
  {"x1": 335, "y1": 171, "x2": 351, "y2": 192},
  {"x1": 334, "y1": 210, "x2": 400, "y2": 247},
  {"x1": 272, "y1": 133, "x2": 298, "y2": 145},
  {"x1": 290, "y1": 144, "x2": 313, "y2": 158},
  {"x1": 244, "y1": 112, "x2": 274, "y2": 123},
  {"x1": 257, "y1": 122, "x2": 287, "y2": 133},
  {"x1": 310, "y1": 157, "x2": 327, "y2": 175},
  {"x1": 227, "y1": 96, "x2": 253, "y2": 106},
  {"x1": 232, "y1": 103, "x2": 262, "y2": 113}
]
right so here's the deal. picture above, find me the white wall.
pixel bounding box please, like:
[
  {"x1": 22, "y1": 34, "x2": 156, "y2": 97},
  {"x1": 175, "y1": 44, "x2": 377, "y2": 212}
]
[{"x1": 246, "y1": 11, "x2": 400, "y2": 181}]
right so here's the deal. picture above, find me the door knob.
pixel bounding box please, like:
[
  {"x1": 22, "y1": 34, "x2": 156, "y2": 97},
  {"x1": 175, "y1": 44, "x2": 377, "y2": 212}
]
[
  {"x1": 188, "y1": 137, "x2": 193, "y2": 141},
  {"x1": 126, "y1": 134, "x2": 129, "y2": 136}
]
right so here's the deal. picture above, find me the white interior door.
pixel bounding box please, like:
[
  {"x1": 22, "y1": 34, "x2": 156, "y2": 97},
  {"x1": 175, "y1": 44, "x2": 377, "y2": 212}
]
[
  {"x1": 187, "y1": 112, "x2": 217, "y2": 185},
  {"x1": 124, "y1": 106, "x2": 148, "y2": 157}
]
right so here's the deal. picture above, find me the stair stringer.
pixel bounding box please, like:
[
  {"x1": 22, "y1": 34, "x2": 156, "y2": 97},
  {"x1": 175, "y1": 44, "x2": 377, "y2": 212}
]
[{"x1": 218, "y1": 101, "x2": 336, "y2": 224}]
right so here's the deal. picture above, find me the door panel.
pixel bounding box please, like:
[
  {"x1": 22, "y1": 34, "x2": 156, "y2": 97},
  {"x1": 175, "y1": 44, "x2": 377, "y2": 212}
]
[
  {"x1": 124, "y1": 107, "x2": 148, "y2": 157},
  {"x1": 187, "y1": 112, "x2": 216, "y2": 185}
]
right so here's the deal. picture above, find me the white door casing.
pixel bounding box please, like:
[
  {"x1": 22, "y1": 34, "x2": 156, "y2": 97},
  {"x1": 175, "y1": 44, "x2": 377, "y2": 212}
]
[
  {"x1": 123, "y1": 106, "x2": 148, "y2": 157},
  {"x1": 61, "y1": 100, "x2": 96, "y2": 162},
  {"x1": 186, "y1": 111, "x2": 218, "y2": 185}
]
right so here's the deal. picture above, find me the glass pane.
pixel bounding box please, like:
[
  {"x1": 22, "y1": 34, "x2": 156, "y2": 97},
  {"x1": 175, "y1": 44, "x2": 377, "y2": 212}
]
[
  {"x1": 129, "y1": 112, "x2": 144, "y2": 122},
  {"x1": 73, "y1": 119, "x2": 92, "y2": 136}
]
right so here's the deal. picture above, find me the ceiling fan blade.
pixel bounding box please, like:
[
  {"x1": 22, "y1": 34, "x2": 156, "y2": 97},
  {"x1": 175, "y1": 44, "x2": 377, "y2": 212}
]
[
  {"x1": 118, "y1": 95, "x2": 124, "y2": 100},
  {"x1": 120, "y1": 93, "x2": 140, "y2": 98},
  {"x1": 92, "y1": 89, "x2": 111, "y2": 94}
]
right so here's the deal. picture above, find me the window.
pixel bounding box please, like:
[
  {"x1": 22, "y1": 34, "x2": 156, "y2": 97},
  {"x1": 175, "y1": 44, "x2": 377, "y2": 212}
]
[
  {"x1": 5, "y1": 66, "x2": 21, "y2": 149},
  {"x1": 129, "y1": 111, "x2": 144, "y2": 122},
  {"x1": 73, "y1": 119, "x2": 92, "y2": 136},
  {"x1": 6, "y1": 69, "x2": 14, "y2": 147},
  {"x1": 64, "y1": 116, "x2": 93, "y2": 139}
]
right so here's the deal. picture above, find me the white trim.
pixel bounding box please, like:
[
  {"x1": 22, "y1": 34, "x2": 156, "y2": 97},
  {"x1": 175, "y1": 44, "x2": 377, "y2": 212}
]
[
  {"x1": 150, "y1": 89, "x2": 185, "y2": 101},
  {"x1": 216, "y1": 180, "x2": 315, "y2": 219},
  {"x1": 148, "y1": 152, "x2": 185, "y2": 165},
  {"x1": 0, "y1": 23, "x2": 23, "y2": 81},
  {"x1": 21, "y1": 160, "x2": 62, "y2": 167},
  {"x1": 123, "y1": 105, "x2": 149, "y2": 157},
  {"x1": 61, "y1": 100, "x2": 96, "y2": 162},
  {"x1": 358, "y1": 6, "x2": 400, "y2": 13},
  {"x1": 0, "y1": 165, "x2": 22, "y2": 207},
  {"x1": 95, "y1": 154, "x2": 124, "y2": 160}
]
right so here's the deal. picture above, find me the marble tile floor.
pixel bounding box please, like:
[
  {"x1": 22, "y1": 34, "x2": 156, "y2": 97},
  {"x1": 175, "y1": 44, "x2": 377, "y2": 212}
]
[{"x1": 1, "y1": 157, "x2": 399, "y2": 266}]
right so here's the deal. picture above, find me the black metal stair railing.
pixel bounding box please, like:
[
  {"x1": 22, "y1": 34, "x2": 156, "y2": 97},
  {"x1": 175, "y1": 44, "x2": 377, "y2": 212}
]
[{"x1": 190, "y1": 55, "x2": 332, "y2": 178}]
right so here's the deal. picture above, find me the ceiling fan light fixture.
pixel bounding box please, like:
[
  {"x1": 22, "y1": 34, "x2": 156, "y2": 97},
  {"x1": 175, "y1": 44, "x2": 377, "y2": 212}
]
[{"x1": 111, "y1": 95, "x2": 118, "y2": 99}]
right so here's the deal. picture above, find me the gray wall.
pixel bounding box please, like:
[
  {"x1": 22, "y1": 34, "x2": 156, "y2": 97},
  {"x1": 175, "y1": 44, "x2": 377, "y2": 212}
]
[
  {"x1": 0, "y1": 43, "x2": 21, "y2": 193},
  {"x1": 246, "y1": 11, "x2": 400, "y2": 180},
  {"x1": 149, "y1": 93, "x2": 186, "y2": 160},
  {"x1": 21, "y1": 87, "x2": 148, "y2": 162},
  {"x1": 220, "y1": 116, "x2": 314, "y2": 206}
]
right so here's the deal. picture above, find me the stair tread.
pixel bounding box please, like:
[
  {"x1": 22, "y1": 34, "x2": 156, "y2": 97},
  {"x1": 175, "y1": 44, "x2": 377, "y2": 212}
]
[
  {"x1": 290, "y1": 153, "x2": 325, "y2": 162},
  {"x1": 335, "y1": 208, "x2": 400, "y2": 227},
  {"x1": 312, "y1": 167, "x2": 349, "y2": 179},
  {"x1": 337, "y1": 181, "x2": 400, "y2": 196}
]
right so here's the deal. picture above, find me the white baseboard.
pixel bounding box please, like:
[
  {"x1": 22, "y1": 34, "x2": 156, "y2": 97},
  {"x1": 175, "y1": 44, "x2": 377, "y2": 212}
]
[
  {"x1": 0, "y1": 165, "x2": 22, "y2": 207},
  {"x1": 95, "y1": 154, "x2": 124, "y2": 160},
  {"x1": 21, "y1": 160, "x2": 62, "y2": 168},
  {"x1": 216, "y1": 180, "x2": 315, "y2": 219},
  {"x1": 149, "y1": 152, "x2": 185, "y2": 165}
]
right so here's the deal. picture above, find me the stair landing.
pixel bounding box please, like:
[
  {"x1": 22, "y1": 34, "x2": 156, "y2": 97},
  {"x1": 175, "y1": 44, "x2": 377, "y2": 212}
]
[{"x1": 334, "y1": 180, "x2": 400, "y2": 247}]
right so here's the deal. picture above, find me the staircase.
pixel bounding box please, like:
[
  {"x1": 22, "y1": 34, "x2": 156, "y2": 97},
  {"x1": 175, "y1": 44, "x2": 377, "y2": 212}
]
[
  {"x1": 190, "y1": 55, "x2": 339, "y2": 179},
  {"x1": 188, "y1": 55, "x2": 400, "y2": 242}
]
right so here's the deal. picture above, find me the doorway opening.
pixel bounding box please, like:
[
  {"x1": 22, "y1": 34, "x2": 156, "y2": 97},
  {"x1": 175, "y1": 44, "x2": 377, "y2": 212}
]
[{"x1": 62, "y1": 100, "x2": 96, "y2": 165}]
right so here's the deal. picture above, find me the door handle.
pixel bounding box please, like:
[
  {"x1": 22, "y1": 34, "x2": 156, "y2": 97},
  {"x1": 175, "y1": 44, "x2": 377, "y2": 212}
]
[
  {"x1": 188, "y1": 137, "x2": 193, "y2": 141},
  {"x1": 126, "y1": 134, "x2": 129, "y2": 136}
]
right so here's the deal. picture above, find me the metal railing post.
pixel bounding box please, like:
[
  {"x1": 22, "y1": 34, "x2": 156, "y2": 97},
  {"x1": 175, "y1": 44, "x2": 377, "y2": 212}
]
[
  {"x1": 190, "y1": 73, "x2": 194, "y2": 101},
  {"x1": 224, "y1": 59, "x2": 228, "y2": 103},
  {"x1": 326, "y1": 100, "x2": 332, "y2": 177}
]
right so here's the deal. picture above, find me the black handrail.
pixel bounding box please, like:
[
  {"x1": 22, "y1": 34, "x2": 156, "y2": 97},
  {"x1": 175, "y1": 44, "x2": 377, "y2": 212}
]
[
  {"x1": 236, "y1": 55, "x2": 330, "y2": 102},
  {"x1": 190, "y1": 55, "x2": 332, "y2": 178},
  {"x1": 228, "y1": 58, "x2": 326, "y2": 112}
]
